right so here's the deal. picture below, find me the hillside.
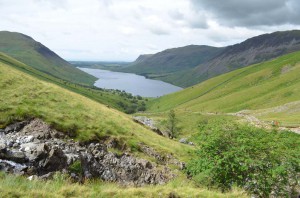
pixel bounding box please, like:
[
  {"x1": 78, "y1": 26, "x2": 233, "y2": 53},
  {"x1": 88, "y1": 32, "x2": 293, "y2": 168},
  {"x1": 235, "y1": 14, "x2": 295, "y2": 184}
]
[
  {"x1": 0, "y1": 52, "x2": 195, "y2": 160},
  {"x1": 0, "y1": 52, "x2": 147, "y2": 113},
  {"x1": 0, "y1": 52, "x2": 248, "y2": 197},
  {"x1": 121, "y1": 45, "x2": 223, "y2": 81},
  {"x1": 148, "y1": 51, "x2": 300, "y2": 127},
  {"x1": 125, "y1": 30, "x2": 300, "y2": 87},
  {"x1": 0, "y1": 31, "x2": 96, "y2": 86}
]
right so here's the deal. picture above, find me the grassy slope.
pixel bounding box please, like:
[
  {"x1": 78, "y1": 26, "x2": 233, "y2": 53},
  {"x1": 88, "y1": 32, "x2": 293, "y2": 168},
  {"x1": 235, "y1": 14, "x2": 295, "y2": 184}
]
[
  {"x1": 0, "y1": 54, "x2": 192, "y2": 161},
  {"x1": 0, "y1": 173, "x2": 247, "y2": 198},
  {"x1": 0, "y1": 52, "x2": 145, "y2": 113},
  {"x1": 0, "y1": 31, "x2": 96, "y2": 86},
  {"x1": 0, "y1": 52, "x2": 247, "y2": 197},
  {"x1": 148, "y1": 51, "x2": 300, "y2": 127}
]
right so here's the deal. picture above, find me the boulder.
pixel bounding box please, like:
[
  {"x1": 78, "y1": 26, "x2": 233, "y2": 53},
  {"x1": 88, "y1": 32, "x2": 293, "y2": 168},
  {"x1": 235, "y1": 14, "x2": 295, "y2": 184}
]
[
  {"x1": 0, "y1": 118, "x2": 176, "y2": 186},
  {"x1": 179, "y1": 138, "x2": 188, "y2": 144},
  {"x1": 42, "y1": 146, "x2": 67, "y2": 172},
  {"x1": 4, "y1": 121, "x2": 28, "y2": 134}
]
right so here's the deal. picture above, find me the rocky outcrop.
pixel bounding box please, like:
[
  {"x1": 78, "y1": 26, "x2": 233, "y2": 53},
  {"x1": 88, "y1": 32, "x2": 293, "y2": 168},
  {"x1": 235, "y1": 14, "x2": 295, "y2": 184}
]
[
  {"x1": 133, "y1": 116, "x2": 170, "y2": 137},
  {"x1": 0, "y1": 119, "x2": 174, "y2": 186}
]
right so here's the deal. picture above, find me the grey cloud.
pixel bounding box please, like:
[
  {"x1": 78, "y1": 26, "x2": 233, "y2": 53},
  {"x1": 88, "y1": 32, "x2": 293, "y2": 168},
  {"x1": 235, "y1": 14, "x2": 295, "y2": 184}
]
[
  {"x1": 187, "y1": 14, "x2": 208, "y2": 29},
  {"x1": 168, "y1": 10, "x2": 184, "y2": 20},
  {"x1": 149, "y1": 26, "x2": 170, "y2": 35},
  {"x1": 191, "y1": 0, "x2": 300, "y2": 27}
]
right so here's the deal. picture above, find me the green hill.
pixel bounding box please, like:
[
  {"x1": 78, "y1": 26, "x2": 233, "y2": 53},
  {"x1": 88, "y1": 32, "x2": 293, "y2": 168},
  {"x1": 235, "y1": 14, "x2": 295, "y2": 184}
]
[
  {"x1": 0, "y1": 52, "x2": 148, "y2": 113},
  {"x1": 148, "y1": 51, "x2": 300, "y2": 127},
  {"x1": 121, "y1": 45, "x2": 224, "y2": 83},
  {"x1": 0, "y1": 52, "x2": 192, "y2": 161},
  {"x1": 125, "y1": 30, "x2": 300, "y2": 87},
  {"x1": 0, "y1": 31, "x2": 96, "y2": 86}
]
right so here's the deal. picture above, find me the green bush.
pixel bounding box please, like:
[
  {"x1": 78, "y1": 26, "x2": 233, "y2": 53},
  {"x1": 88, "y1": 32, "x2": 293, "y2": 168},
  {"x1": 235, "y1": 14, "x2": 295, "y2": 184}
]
[{"x1": 186, "y1": 119, "x2": 300, "y2": 197}]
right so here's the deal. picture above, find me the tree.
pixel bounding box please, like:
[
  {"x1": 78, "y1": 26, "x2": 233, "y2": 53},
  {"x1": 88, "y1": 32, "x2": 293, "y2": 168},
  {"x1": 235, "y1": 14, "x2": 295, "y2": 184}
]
[{"x1": 166, "y1": 109, "x2": 179, "y2": 138}]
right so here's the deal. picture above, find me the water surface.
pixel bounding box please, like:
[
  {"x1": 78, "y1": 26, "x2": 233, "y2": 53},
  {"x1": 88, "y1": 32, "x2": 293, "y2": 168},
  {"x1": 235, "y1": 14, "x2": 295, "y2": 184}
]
[{"x1": 79, "y1": 68, "x2": 182, "y2": 97}]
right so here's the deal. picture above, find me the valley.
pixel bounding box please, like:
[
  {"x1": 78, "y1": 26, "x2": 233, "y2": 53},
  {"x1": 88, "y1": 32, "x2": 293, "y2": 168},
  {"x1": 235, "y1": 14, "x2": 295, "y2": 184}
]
[{"x1": 0, "y1": 29, "x2": 300, "y2": 197}]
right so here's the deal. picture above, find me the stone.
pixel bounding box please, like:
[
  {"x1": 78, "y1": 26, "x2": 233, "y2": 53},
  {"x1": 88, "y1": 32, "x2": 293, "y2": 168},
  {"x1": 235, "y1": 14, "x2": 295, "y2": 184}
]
[
  {"x1": 39, "y1": 172, "x2": 54, "y2": 180},
  {"x1": 4, "y1": 121, "x2": 28, "y2": 134},
  {"x1": 0, "y1": 118, "x2": 175, "y2": 186},
  {"x1": 27, "y1": 175, "x2": 38, "y2": 181},
  {"x1": 42, "y1": 147, "x2": 67, "y2": 172},
  {"x1": 24, "y1": 136, "x2": 34, "y2": 143},
  {"x1": 0, "y1": 143, "x2": 6, "y2": 151},
  {"x1": 6, "y1": 150, "x2": 27, "y2": 163},
  {"x1": 0, "y1": 129, "x2": 5, "y2": 136},
  {"x1": 179, "y1": 138, "x2": 188, "y2": 144}
]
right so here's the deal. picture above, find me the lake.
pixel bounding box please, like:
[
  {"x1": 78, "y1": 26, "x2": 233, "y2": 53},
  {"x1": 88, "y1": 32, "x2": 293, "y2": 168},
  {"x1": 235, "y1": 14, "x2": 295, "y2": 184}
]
[{"x1": 79, "y1": 68, "x2": 182, "y2": 97}]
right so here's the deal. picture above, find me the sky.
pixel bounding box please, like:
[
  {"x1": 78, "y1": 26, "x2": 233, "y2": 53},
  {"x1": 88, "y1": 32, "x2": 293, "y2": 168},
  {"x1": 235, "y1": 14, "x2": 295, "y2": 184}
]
[{"x1": 1, "y1": 0, "x2": 300, "y2": 61}]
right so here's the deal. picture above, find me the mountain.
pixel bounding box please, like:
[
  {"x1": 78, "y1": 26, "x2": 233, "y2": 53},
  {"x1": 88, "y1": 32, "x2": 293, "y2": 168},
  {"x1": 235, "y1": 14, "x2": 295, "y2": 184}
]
[
  {"x1": 121, "y1": 45, "x2": 224, "y2": 80},
  {"x1": 0, "y1": 52, "x2": 246, "y2": 198},
  {"x1": 125, "y1": 30, "x2": 300, "y2": 87},
  {"x1": 186, "y1": 30, "x2": 300, "y2": 87},
  {"x1": 0, "y1": 31, "x2": 96, "y2": 86},
  {"x1": 148, "y1": 50, "x2": 300, "y2": 127}
]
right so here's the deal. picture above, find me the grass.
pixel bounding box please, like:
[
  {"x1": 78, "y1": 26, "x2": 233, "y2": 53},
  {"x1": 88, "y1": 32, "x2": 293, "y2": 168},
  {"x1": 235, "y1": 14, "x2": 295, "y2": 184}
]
[
  {"x1": 0, "y1": 53, "x2": 193, "y2": 162},
  {"x1": 0, "y1": 172, "x2": 248, "y2": 198},
  {"x1": 0, "y1": 52, "x2": 147, "y2": 113},
  {"x1": 0, "y1": 31, "x2": 96, "y2": 86},
  {"x1": 147, "y1": 51, "x2": 300, "y2": 127}
]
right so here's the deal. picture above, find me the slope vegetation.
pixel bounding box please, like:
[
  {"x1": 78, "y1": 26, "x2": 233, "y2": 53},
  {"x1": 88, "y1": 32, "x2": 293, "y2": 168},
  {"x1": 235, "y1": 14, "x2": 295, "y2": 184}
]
[
  {"x1": 148, "y1": 51, "x2": 300, "y2": 126},
  {"x1": 0, "y1": 52, "x2": 146, "y2": 113},
  {"x1": 0, "y1": 53, "x2": 191, "y2": 160},
  {"x1": 0, "y1": 31, "x2": 96, "y2": 86}
]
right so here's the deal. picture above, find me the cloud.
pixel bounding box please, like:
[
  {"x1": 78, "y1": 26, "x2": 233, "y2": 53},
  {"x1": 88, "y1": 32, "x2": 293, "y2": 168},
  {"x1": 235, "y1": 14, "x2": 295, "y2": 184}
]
[
  {"x1": 191, "y1": 0, "x2": 300, "y2": 27},
  {"x1": 0, "y1": 0, "x2": 300, "y2": 61}
]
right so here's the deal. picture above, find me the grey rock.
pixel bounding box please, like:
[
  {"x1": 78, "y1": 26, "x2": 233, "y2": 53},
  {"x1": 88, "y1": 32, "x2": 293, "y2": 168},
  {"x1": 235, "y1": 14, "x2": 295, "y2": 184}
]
[
  {"x1": 0, "y1": 143, "x2": 6, "y2": 151},
  {"x1": 42, "y1": 147, "x2": 67, "y2": 172},
  {"x1": 39, "y1": 172, "x2": 54, "y2": 180},
  {"x1": 4, "y1": 150, "x2": 27, "y2": 163},
  {"x1": 27, "y1": 175, "x2": 39, "y2": 181},
  {"x1": 12, "y1": 143, "x2": 19, "y2": 148},
  {"x1": 0, "y1": 118, "x2": 175, "y2": 186},
  {"x1": 179, "y1": 138, "x2": 188, "y2": 144},
  {"x1": 4, "y1": 121, "x2": 28, "y2": 134},
  {"x1": 0, "y1": 129, "x2": 5, "y2": 136}
]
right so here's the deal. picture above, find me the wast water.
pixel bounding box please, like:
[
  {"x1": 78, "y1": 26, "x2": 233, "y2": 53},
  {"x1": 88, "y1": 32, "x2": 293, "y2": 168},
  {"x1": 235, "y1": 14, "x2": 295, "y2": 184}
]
[{"x1": 79, "y1": 68, "x2": 182, "y2": 97}]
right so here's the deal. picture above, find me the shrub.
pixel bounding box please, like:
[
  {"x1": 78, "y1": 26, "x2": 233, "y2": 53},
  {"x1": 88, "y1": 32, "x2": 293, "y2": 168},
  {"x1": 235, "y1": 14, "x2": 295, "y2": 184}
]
[
  {"x1": 186, "y1": 119, "x2": 300, "y2": 197},
  {"x1": 69, "y1": 160, "x2": 82, "y2": 175}
]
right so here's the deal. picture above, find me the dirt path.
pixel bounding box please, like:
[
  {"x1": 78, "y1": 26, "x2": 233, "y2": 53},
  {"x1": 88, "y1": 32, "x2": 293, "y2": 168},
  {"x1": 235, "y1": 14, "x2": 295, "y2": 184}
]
[
  {"x1": 193, "y1": 111, "x2": 300, "y2": 135},
  {"x1": 228, "y1": 112, "x2": 300, "y2": 135}
]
